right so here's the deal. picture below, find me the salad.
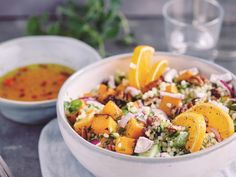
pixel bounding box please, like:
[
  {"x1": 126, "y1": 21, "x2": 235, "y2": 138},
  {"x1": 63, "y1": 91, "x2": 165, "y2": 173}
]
[{"x1": 65, "y1": 45, "x2": 236, "y2": 158}]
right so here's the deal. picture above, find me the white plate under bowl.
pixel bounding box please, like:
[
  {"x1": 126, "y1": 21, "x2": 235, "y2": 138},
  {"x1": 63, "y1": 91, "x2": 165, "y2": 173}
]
[{"x1": 0, "y1": 36, "x2": 101, "y2": 124}]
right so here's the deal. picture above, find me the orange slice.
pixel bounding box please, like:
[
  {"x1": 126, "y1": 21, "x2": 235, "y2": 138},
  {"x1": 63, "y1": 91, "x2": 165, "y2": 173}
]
[
  {"x1": 188, "y1": 103, "x2": 234, "y2": 139},
  {"x1": 172, "y1": 112, "x2": 206, "y2": 152},
  {"x1": 128, "y1": 45, "x2": 155, "y2": 89},
  {"x1": 146, "y1": 60, "x2": 168, "y2": 84}
]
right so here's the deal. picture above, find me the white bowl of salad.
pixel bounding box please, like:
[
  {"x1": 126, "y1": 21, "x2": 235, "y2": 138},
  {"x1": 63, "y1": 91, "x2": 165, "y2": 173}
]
[{"x1": 57, "y1": 46, "x2": 236, "y2": 177}]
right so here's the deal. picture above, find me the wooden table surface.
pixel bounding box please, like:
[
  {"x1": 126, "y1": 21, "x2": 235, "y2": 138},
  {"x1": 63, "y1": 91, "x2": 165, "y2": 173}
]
[{"x1": 0, "y1": 16, "x2": 236, "y2": 177}]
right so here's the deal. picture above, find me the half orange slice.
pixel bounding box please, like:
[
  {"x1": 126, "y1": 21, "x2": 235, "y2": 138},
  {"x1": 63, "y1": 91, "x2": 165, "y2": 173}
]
[
  {"x1": 172, "y1": 112, "x2": 206, "y2": 152},
  {"x1": 128, "y1": 45, "x2": 155, "y2": 89}
]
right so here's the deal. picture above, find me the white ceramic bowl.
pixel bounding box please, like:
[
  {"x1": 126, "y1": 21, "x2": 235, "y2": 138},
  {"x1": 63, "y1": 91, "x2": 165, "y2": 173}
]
[
  {"x1": 0, "y1": 36, "x2": 101, "y2": 124},
  {"x1": 57, "y1": 53, "x2": 236, "y2": 177}
]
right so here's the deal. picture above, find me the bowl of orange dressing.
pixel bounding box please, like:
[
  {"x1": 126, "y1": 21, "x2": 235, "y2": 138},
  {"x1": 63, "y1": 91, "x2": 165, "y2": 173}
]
[{"x1": 0, "y1": 36, "x2": 101, "y2": 124}]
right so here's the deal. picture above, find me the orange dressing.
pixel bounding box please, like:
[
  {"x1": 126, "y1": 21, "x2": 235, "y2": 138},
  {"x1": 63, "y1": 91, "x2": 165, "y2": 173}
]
[{"x1": 0, "y1": 64, "x2": 74, "y2": 101}]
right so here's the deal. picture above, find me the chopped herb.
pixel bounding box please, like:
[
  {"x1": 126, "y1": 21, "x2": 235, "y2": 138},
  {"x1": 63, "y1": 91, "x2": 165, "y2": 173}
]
[
  {"x1": 65, "y1": 99, "x2": 82, "y2": 113},
  {"x1": 172, "y1": 131, "x2": 188, "y2": 148},
  {"x1": 26, "y1": 0, "x2": 135, "y2": 56}
]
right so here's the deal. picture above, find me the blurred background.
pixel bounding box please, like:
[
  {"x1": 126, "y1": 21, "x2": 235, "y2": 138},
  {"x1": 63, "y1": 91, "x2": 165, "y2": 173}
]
[{"x1": 0, "y1": 0, "x2": 235, "y2": 58}]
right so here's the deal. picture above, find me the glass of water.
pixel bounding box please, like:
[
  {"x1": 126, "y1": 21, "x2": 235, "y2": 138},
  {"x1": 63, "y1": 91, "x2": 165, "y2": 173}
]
[{"x1": 163, "y1": 0, "x2": 224, "y2": 61}]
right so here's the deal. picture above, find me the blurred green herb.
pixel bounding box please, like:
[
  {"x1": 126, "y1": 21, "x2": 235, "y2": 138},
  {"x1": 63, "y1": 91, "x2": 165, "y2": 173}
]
[{"x1": 26, "y1": 0, "x2": 135, "y2": 56}]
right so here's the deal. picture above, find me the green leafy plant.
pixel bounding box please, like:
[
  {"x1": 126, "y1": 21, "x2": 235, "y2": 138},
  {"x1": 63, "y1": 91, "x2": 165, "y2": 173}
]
[{"x1": 26, "y1": 0, "x2": 135, "y2": 56}]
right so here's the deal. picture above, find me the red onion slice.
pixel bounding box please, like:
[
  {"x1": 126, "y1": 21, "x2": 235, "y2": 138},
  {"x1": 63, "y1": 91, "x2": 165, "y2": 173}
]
[
  {"x1": 220, "y1": 80, "x2": 234, "y2": 97},
  {"x1": 134, "y1": 137, "x2": 154, "y2": 153},
  {"x1": 118, "y1": 113, "x2": 133, "y2": 128},
  {"x1": 125, "y1": 86, "x2": 142, "y2": 97},
  {"x1": 210, "y1": 73, "x2": 232, "y2": 83},
  {"x1": 90, "y1": 139, "x2": 101, "y2": 146}
]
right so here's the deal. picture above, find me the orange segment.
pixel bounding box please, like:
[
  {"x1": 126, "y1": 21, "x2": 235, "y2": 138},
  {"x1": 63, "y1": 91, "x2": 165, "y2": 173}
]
[
  {"x1": 128, "y1": 45, "x2": 155, "y2": 89},
  {"x1": 188, "y1": 103, "x2": 234, "y2": 139},
  {"x1": 146, "y1": 60, "x2": 168, "y2": 84},
  {"x1": 172, "y1": 112, "x2": 206, "y2": 152}
]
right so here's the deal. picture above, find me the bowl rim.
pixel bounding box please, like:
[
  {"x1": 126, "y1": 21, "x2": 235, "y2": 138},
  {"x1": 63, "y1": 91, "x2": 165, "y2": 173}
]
[
  {"x1": 0, "y1": 35, "x2": 101, "y2": 107},
  {"x1": 57, "y1": 52, "x2": 236, "y2": 163}
]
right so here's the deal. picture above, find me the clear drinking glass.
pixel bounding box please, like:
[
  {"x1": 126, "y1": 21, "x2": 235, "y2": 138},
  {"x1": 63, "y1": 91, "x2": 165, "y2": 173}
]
[{"x1": 163, "y1": 0, "x2": 224, "y2": 61}]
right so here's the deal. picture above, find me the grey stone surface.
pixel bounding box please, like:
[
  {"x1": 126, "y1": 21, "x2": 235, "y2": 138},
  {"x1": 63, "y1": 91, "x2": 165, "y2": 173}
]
[
  {"x1": 0, "y1": 15, "x2": 236, "y2": 177},
  {"x1": 0, "y1": 113, "x2": 44, "y2": 177}
]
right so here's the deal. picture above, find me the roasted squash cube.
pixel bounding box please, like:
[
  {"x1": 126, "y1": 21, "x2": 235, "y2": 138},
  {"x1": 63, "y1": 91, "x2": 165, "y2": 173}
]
[
  {"x1": 91, "y1": 114, "x2": 118, "y2": 134},
  {"x1": 97, "y1": 84, "x2": 115, "y2": 102},
  {"x1": 165, "y1": 84, "x2": 178, "y2": 93},
  {"x1": 98, "y1": 84, "x2": 108, "y2": 94},
  {"x1": 125, "y1": 118, "x2": 144, "y2": 139},
  {"x1": 102, "y1": 101, "x2": 123, "y2": 120},
  {"x1": 159, "y1": 96, "x2": 182, "y2": 115},
  {"x1": 115, "y1": 136, "x2": 136, "y2": 155},
  {"x1": 74, "y1": 115, "x2": 94, "y2": 134},
  {"x1": 177, "y1": 71, "x2": 193, "y2": 81}
]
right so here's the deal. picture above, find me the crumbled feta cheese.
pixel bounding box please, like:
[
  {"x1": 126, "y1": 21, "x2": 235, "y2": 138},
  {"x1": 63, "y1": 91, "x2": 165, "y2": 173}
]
[
  {"x1": 159, "y1": 91, "x2": 185, "y2": 99},
  {"x1": 169, "y1": 141, "x2": 174, "y2": 147},
  {"x1": 117, "y1": 142, "x2": 122, "y2": 148},
  {"x1": 134, "y1": 137, "x2": 154, "y2": 153},
  {"x1": 159, "y1": 82, "x2": 168, "y2": 91},
  {"x1": 193, "y1": 89, "x2": 206, "y2": 98},
  {"x1": 76, "y1": 109, "x2": 87, "y2": 121},
  {"x1": 181, "y1": 80, "x2": 187, "y2": 87},
  {"x1": 118, "y1": 113, "x2": 133, "y2": 128},
  {"x1": 125, "y1": 86, "x2": 142, "y2": 97},
  {"x1": 163, "y1": 69, "x2": 177, "y2": 83},
  {"x1": 142, "y1": 88, "x2": 158, "y2": 99},
  {"x1": 103, "y1": 133, "x2": 109, "y2": 138},
  {"x1": 136, "y1": 112, "x2": 146, "y2": 122},
  {"x1": 108, "y1": 75, "x2": 116, "y2": 89},
  {"x1": 232, "y1": 113, "x2": 236, "y2": 120},
  {"x1": 86, "y1": 100, "x2": 104, "y2": 110},
  {"x1": 167, "y1": 147, "x2": 171, "y2": 153},
  {"x1": 127, "y1": 102, "x2": 138, "y2": 113},
  {"x1": 159, "y1": 152, "x2": 171, "y2": 158},
  {"x1": 166, "y1": 103, "x2": 172, "y2": 108},
  {"x1": 151, "y1": 108, "x2": 168, "y2": 120}
]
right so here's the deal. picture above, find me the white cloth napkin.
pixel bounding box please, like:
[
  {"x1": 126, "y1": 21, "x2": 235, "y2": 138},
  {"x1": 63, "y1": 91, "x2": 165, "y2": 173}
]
[{"x1": 39, "y1": 119, "x2": 236, "y2": 177}]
